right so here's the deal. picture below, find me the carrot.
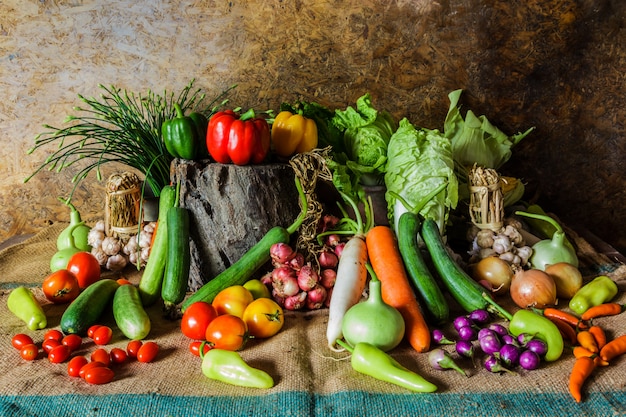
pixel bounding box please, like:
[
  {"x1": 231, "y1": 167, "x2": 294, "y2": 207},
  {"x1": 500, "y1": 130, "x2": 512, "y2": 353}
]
[
  {"x1": 543, "y1": 307, "x2": 585, "y2": 329},
  {"x1": 569, "y1": 356, "x2": 596, "y2": 403},
  {"x1": 546, "y1": 316, "x2": 577, "y2": 346},
  {"x1": 580, "y1": 303, "x2": 625, "y2": 321},
  {"x1": 588, "y1": 325, "x2": 607, "y2": 350},
  {"x1": 576, "y1": 330, "x2": 599, "y2": 353},
  {"x1": 599, "y1": 334, "x2": 626, "y2": 362},
  {"x1": 366, "y1": 225, "x2": 430, "y2": 353}
]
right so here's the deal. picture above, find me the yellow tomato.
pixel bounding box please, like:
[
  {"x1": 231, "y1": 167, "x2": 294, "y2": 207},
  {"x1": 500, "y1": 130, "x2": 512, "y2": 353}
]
[
  {"x1": 212, "y1": 285, "x2": 254, "y2": 318},
  {"x1": 242, "y1": 298, "x2": 285, "y2": 338}
]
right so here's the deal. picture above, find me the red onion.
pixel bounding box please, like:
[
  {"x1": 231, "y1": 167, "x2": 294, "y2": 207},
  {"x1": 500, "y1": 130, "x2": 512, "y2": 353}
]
[
  {"x1": 288, "y1": 252, "x2": 305, "y2": 270},
  {"x1": 272, "y1": 266, "x2": 300, "y2": 297},
  {"x1": 319, "y1": 268, "x2": 337, "y2": 289},
  {"x1": 270, "y1": 242, "x2": 295, "y2": 265},
  {"x1": 284, "y1": 292, "x2": 307, "y2": 310},
  {"x1": 305, "y1": 285, "x2": 327, "y2": 309},
  {"x1": 334, "y1": 242, "x2": 346, "y2": 258},
  {"x1": 324, "y1": 287, "x2": 333, "y2": 308},
  {"x1": 318, "y1": 250, "x2": 339, "y2": 269},
  {"x1": 324, "y1": 234, "x2": 341, "y2": 247},
  {"x1": 297, "y1": 264, "x2": 319, "y2": 291}
]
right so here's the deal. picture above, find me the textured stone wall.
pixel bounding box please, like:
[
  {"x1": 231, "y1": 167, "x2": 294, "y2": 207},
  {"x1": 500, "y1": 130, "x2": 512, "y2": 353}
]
[{"x1": 1, "y1": 0, "x2": 624, "y2": 253}]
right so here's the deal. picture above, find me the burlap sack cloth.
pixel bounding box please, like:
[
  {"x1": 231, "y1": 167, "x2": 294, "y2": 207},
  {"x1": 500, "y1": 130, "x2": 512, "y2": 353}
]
[{"x1": 1, "y1": 222, "x2": 625, "y2": 416}]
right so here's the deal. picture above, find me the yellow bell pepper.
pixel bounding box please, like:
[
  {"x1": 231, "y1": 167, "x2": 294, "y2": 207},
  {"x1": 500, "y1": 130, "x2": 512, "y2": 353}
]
[{"x1": 271, "y1": 111, "x2": 318, "y2": 158}]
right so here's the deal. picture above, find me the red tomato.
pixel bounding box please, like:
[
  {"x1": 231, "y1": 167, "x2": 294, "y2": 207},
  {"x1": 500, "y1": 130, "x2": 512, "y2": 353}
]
[
  {"x1": 42, "y1": 270, "x2": 80, "y2": 304},
  {"x1": 79, "y1": 361, "x2": 106, "y2": 379},
  {"x1": 20, "y1": 344, "x2": 39, "y2": 361},
  {"x1": 205, "y1": 314, "x2": 248, "y2": 351},
  {"x1": 84, "y1": 366, "x2": 114, "y2": 385},
  {"x1": 136, "y1": 341, "x2": 159, "y2": 363},
  {"x1": 189, "y1": 341, "x2": 211, "y2": 357},
  {"x1": 126, "y1": 340, "x2": 143, "y2": 358},
  {"x1": 67, "y1": 356, "x2": 89, "y2": 377},
  {"x1": 66, "y1": 251, "x2": 101, "y2": 289},
  {"x1": 242, "y1": 298, "x2": 285, "y2": 338},
  {"x1": 181, "y1": 302, "x2": 218, "y2": 340},
  {"x1": 48, "y1": 344, "x2": 71, "y2": 363},
  {"x1": 90, "y1": 348, "x2": 111, "y2": 367},
  {"x1": 42, "y1": 338, "x2": 62, "y2": 354},
  {"x1": 12, "y1": 334, "x2": 34, "y2": 350},
  {"x1": 62, "y1": 334, "x2": 83, "y2": 352},
  {"x1": 92, "y1": 326, "x2": 113, "y2": 346},
  {"x1": 87, "y1": 325, "x2": 102, "y2": 339},
  {"x1": 109, "y1": 348, "x2": 128, "y2": 364},
  {"x1": 43, "y1": 329, "x2": 64, "y2": 343},
  {"x1": 212, "y1": 285, "x2": 254, "y2": 318}
]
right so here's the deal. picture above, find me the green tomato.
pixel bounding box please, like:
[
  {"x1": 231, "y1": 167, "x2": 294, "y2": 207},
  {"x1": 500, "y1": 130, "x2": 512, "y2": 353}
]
[{"x1": 244, "y1": 279, "x2": 272, "y2": 300}]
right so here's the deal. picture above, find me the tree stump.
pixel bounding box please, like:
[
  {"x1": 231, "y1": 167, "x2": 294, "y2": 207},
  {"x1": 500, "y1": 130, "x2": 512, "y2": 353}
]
[{"x1": 171, "y1": 160, "x2": 301, "y2": 291}]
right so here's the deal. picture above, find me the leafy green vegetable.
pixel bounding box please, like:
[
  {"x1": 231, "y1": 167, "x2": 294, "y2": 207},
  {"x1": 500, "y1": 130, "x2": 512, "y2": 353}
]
[
  {"x1": 331, "y1": 94, "x2": 397, "y2": 186},
  {"x1": 385, "y1": 118, "x2": 458, "y2": 233},
  {"x1": 444, "y1": 89, "x2": 534, "y2": 171}
]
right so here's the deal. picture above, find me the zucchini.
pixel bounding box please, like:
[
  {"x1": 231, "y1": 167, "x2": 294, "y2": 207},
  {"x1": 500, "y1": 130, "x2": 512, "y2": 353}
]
[
  {"x1": 138, "y1": 184, "x2": 177, "y2": 306},
  {"x1": 161, "y1": 205, "x2": 191, "y2": 317},
  {"x1": 181, "y1": 226, "x2": 290, "y2": 310},
  {"x1": 113, "y1": 284, "x2": 151, "y2": 340},
  {"x1": 397, "y1": 212, "x2": 449, "y2": 324},
  {"x1": 60, "y1": 279, "x2": 120, "y2": 335},
  {"x1": 181, "y1": 175, "x2": 309, "y2": 312},
  {"x1": 420, "y1": 218, "x2": 490, "y2": 314}
]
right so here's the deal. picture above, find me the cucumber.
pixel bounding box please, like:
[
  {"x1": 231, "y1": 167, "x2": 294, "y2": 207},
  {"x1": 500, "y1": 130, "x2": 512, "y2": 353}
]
[
  {"x1": 113, "y1": 284, "x2": 151, "y2": 340},
  {"x1": 397, "y1": 212, "x2": 449, "y2": 324},
  {"x1": 420, "y1": 218, "x2": 490, "y2": 314},
  {"x1": 161, "y1": 206, "x2": 191, "y2": 316},
  {"x1": 138, "y1": 184, "x2": 177, "y2": 306},
  {"x1": 60, "y1": 279, "x2": 120, "y2": 335},
  {"x1": 181, "y1": 226, "x2": 290, "y2": 311}
]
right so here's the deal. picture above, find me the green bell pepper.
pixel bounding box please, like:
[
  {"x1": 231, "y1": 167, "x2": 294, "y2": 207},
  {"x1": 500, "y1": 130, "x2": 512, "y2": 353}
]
[
  {"x1": 162, "y1": 103, "x2": 203, "y2": 160},
  {"x1": 337, "y1": 340, "x2": 437, "y2": 392},
  {"x1": 7, "y1": 286, "x2": 47, "y2": 330},
  {"x1": 569, "y1": 275, "x2": 618, "y2": 315},
  {"x1": 507, "y1": 309, "x2": 563, "y2": 361},
  {"x1": 200, "y1": 347, "x2": 274, "y2": 389}
]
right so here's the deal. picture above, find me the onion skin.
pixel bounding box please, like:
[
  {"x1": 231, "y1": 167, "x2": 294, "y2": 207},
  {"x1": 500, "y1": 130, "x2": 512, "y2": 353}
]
[
  {"x1": 544, "y1": 262, "x2": 583, "y2": 299},
  {"x1": 471, "y1": 256, "x2": 514, "y2": 295},
  {"x1": 510, "y1": 269, "x2": 557, "y2": 309}
]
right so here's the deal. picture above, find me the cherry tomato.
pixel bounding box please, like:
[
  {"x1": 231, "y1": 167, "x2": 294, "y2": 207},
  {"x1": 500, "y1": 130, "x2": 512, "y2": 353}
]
[
  {"x1": 136, "y1": 341, "x2": 159, "y2": 363},
  {"x1": 189, "y1": 341, "x2": 211, "y2": 357},
  {"x1": 48, "y1": 344, "x2": 71, "y2": 363},
  {"x1": 12, "y1": 334, "x2": 34, "y2": 350},
  {"x1": 109, "y1": 348, "x2": 128, "y2": 364},
  {"x1": 212, "y1": 285, "x2": 254, "y2": 318},
  {"x1": 20, "y1": 344, "x2": 39, "y2": 361},
  {"x1": 66, "y1": 251, "x2": 102, "y2": 289},
  {"x1": 242, "y1": 297, "x2": 285, "y2": 338},
  {"x1": 87, "y1": 325, "x2": 102, "y2": 339},
  {"x1": 42, "y1": 270, "x2": 80, "y2": 304},
  {"x1": 79, "y1": 361, "x2": 106, "y2": 379},
  {"x1": 44, "y1": 329, "x2": 64, "y2": 343},
  {"x1": 92, "y1": 326, "x2": 113, "y2": 346},
  {"x1": 67, "y1": 356, "x2": 89, "y2": 377},
  {"x1": 126, "y1": 340, "x2": 143, "y2": 358},
  {"x1": 205, "y1": 314, "x2": 248, "y2": 351},
  {"x1": 90, "y1": 348, "x2": 111, "y2": 367},
  {"x1": 180, "y1": 302, "x2": 218, "y2": 340},
  {"x1": 84, "y1": 366, "x2": 114, "y2": 385},
  {"x1": 42, "y1": 338, "x2": 62, "y2": 354},
  {"x1": 62, "y1": 334, "x2": 83, "y2": 352}
]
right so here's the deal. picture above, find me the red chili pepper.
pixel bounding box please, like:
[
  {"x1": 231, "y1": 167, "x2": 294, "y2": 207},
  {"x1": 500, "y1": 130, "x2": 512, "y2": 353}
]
[
  {"x1": 546, "y1": 315, "x2": 577, "y2": 346},
  {"x1": 206, "y1": 109, "x2": 270, "y2": 165}
]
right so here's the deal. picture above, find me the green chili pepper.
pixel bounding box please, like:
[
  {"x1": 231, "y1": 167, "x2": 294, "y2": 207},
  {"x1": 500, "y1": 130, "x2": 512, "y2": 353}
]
[
  {"x1": 7, "y1": 286, "x2": 47, "y2": 330},
  {"x1": 508, "y1": 309, "x2": 563, "y2": 362},
  {"x1": 569, "y1": 275, "x2": 618, "y2": 316},
  {"x1": 337, "y1": 340, "x2": 437, "y2": 393},
  {"x1": 200, "y1": 347, "x2": 274, "y2": 389},
  {"x1": 162, "y1": 103, "x2": 201, "y2": 160}
]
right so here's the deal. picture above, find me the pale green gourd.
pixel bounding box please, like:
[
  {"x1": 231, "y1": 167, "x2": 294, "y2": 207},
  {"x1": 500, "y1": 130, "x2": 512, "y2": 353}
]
[{"x1": 56, "y1": 198, "x2": 91, "y2": 252}]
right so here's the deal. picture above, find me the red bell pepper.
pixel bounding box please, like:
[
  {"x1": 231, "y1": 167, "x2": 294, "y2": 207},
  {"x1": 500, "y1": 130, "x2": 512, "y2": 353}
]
[{"x1": 206, "y1": 109, "x2": 270, "y2": 165}]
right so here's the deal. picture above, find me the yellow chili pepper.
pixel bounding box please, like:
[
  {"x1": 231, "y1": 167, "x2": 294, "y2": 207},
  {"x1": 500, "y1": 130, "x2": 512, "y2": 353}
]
[{"x1": 271, "y1": 111, "x2": 318, "y2": 157}]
